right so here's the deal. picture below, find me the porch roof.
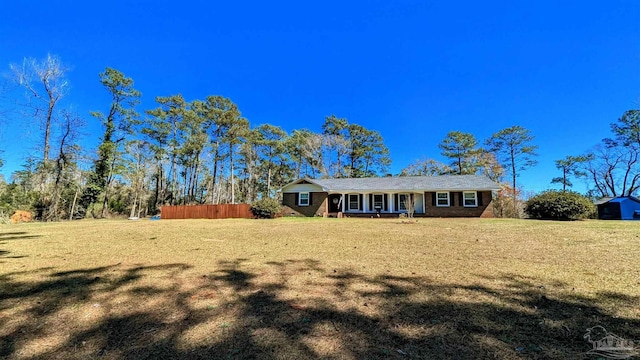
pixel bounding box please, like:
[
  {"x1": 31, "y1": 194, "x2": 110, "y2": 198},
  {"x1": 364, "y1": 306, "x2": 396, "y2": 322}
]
[{"x1": 283, "y1": 175, "x2": 500, "y2": 192}]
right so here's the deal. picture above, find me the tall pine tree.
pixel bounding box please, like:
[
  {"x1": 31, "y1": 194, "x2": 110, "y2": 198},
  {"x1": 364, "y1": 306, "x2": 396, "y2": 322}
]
[{"x1": 81, "y1": 68, "x2": 140, "y2": 217}]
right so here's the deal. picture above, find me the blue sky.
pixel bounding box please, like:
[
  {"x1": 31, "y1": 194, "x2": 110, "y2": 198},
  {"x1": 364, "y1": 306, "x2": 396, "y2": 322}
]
[{"x1": 0, "y1": 0, "x2": 638, "y2": 194}]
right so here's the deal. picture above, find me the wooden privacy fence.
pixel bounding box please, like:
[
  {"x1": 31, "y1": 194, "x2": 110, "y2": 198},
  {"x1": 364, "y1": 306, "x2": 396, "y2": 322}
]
[{"x1": 160, "y1": 204, "x2": 253, "y2": 219}]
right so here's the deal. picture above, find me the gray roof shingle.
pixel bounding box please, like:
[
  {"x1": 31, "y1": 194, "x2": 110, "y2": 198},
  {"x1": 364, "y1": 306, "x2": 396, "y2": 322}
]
[
  {"x1": 594, "y1": 197, "x2": 614, "y2": 205},
  {"x1": 290, "y1": 175, "x2": 501, "y2": 192}
]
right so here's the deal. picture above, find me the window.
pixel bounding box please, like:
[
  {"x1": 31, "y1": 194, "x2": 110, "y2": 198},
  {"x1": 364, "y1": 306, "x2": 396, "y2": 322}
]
[
  {"x1": 349, "y1": 194, "x2": 359, "y2": 210},
  {"x1": 298, "y1": 192, "x2": 309, "y2": 206},
  {"x1": 463, "y1": 191, "x2": 477, "y2": 207},
  {"x1": 373, "y1": 194, "x2": 383, "y2": 210},
  {"x1": 436, "y1": 192, "x2": 449, "y2": 207},
  {"x1": 399, "y1": 194, "x2": 407, "y2": 211}
]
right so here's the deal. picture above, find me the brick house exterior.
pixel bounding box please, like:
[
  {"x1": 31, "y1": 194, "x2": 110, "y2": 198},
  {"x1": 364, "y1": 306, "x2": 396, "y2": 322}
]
[
  {"x1": 281, "y1": 192, "x2": 328, "y2": 217},
  {"x1": 423, "y1": 191, "x2": 494, "y2": 218},
  {"x1": 280, "y1": 175, "x2": 500, "y2": 218}
]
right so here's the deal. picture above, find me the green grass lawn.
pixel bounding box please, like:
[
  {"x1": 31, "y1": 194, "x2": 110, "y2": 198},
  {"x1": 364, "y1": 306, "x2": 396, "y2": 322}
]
[{"x1": 1, "y1": 218, "x2": 639, "y2": 359}]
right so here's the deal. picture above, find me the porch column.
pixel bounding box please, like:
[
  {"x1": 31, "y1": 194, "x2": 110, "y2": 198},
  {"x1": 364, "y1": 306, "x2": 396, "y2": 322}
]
[
  {"x1": 325, "y1": 193, "x2": 330, "y2": 215},
  {"x1": 422, "y1": 192, "x2": 426, "y2": 214},
  {"x1": 341, "y1": 193, "x2": 346, "y2": 213},
  {"x1": 388, "y1": 192, "x2": 394, "y2": 213},
  {"x1": 364, "y1": 193, "x2": 369, "y2": 212}
]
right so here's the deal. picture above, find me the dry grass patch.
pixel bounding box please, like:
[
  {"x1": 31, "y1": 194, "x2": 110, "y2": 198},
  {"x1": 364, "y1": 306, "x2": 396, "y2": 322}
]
[{"x1": 1, "y1": 218, "x2": 639, "y2": 359}]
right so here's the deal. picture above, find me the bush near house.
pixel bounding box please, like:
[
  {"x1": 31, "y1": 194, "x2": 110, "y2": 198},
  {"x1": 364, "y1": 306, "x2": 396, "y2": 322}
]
[
  {"x1": 250, "y1": 198, "x2": 282, "y2": 218},
  {"x1": 525, "y1": 190, "x2": 594, "y2": 220}
]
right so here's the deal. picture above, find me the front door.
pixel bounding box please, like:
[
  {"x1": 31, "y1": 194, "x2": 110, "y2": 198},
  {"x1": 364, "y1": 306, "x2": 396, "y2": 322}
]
[{"x1": 328, "y1": 194, "x2": 342, "y2": 212}]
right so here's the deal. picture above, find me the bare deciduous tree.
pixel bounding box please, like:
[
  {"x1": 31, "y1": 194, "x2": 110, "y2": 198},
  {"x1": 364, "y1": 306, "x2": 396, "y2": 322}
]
[
  {"x1": 401, "y1": 193, "x2": 416, "y2": 219},
  {"x1": 10, "y1": 54, "x2": 69, "y2": 164},
  {"x1": 582, "y1": 143, "x2": 640, "y2": 197},
  {"x1": 124, "y1": 140, "x2": 152, "y2": 218},
  {"x1": 46, "y1": 110, "x2": 84, "y2": 221},
  {"x1": 400, "y1": 158, "x2": 450, "y2": 176}
]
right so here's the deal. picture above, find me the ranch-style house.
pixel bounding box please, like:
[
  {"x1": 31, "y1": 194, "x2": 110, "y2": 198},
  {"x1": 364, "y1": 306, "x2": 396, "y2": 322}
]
[{"x1": 280, "y1": 175, "x2": 501, "y2": 218}]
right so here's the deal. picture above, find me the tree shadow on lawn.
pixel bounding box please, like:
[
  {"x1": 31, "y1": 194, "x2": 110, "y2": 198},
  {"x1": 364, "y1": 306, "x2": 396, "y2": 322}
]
[
  {"x1": 0, "y1": 231, "x2": 42, "y2": 260},
  {"x1": 0, "y1": 232, "x2": 43, "y2": 241},
  {"x1": 0, "y1": 250, "x2": 27, "y2": 260},
  {"x1": 0, "y1": 260, "x2": 638, "y2": 359}
]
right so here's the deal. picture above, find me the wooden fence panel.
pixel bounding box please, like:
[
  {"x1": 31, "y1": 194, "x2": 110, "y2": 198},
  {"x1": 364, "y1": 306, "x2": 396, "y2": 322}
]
[{"x1": 160, "y1": 204, "x2": 253, "y2": 220}]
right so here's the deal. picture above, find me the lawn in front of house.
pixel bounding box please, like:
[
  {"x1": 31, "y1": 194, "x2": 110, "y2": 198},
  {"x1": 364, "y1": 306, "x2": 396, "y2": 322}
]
[{"x1": 1, "y1": 218, "x2": 639, "y2": 359}]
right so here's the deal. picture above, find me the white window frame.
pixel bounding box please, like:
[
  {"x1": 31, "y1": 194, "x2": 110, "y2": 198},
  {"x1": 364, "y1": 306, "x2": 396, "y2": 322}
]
[
  {"x1": 436, "y1": 192, "x2": 450, "y2": 207},
  {"x1": 399, "y1": 194, "x2": 407, "y2": 211},
  {"x1": 298, "y1": 192, "x2": 310, "y2": 206},
  {"x1": 463, "y1": 191, "x2": 477, "y2": 207},
  {"x1": 373, "y1": 194, "x2": 383, "y2": 211},
  {"x1": 348, "y1": 194, "x2": 359, "y2": 211}
]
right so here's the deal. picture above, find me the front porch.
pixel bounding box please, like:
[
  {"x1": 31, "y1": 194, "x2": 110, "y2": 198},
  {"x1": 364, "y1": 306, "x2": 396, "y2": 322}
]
[
  {"x1": 325, "y1": 211, "x2": 426, "y2": 218},
  {"x1": 326, "y1": 192, "x2": 425, "y2": 216}
]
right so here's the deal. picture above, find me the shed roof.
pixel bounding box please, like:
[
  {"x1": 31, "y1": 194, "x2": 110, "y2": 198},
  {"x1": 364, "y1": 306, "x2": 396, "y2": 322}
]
[
  {"x1": 594, "y1": 197, "x2": 615, "y2": 205},
  {"x1": 607, "y1": 196, "x2": 640, "y2": 204},
  {"x1": 282, "y1": 175, "x2": 501, "y2": 192}
]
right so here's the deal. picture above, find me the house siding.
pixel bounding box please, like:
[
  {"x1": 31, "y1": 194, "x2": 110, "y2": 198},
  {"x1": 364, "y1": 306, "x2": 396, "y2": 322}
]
[
  {"x1": 283, "y1": 183, "x2": 323, "y2": 193},
  {"x1": 282, "y1": 192, "x2": 328, "y2": 217},
  {"x1": 424, "y1": 191, "x2": 494, "y2": 218}
]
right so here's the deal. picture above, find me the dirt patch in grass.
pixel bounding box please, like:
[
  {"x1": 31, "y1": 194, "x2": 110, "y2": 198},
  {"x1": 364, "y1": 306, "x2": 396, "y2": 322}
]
[{"x1": 1, "y1": 218, "x2": 639, "y2": 359}]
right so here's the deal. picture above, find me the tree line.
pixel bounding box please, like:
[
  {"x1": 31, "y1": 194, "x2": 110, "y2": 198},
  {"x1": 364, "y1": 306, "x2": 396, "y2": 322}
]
[
  {"x1": 0, "y1": 56, "x2": 394, "y2": 220},
  {"x1": 400, "y1": 109, "x2": 640, "y2": 214},
  {"x1": 0, "y1": 54, "x2": 637, "y2": 221}
]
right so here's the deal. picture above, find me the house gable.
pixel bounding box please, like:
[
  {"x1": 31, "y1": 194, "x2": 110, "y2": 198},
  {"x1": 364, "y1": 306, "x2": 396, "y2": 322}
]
[
  {"x1": 280, "y1": 179, "x2": 325, "y2": 193},
  {"x1": 282, "y1": 183, "x2": 324, "y2": 193}
]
